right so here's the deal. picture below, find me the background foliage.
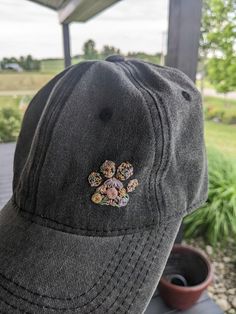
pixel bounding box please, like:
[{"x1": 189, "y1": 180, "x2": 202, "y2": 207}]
[
  {"x1": 184, "y1": 147, "x2": 236, "y2": 246},
  {"x1": 200, "y1": 0, "x2": 236, "y2": 95},
  {"x1": 1, "y1": 55, "x2": 40, "y2": 71},
  {"x1": 0, "y1": 103, "x2": 22, "y2": 142}
]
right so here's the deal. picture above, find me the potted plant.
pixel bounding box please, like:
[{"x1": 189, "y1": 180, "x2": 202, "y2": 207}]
[{"x1": 158, "y1": 244, "x2": 213, "y2": 310}]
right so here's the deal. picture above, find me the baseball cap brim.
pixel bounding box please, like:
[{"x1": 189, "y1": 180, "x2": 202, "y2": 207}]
[{"x1": 0, "y1": 200, "x2": 182, "y2": 314}]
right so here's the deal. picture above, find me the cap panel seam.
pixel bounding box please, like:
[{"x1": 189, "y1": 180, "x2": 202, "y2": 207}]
[
  {"x1": 11, "y1": 198, "x2": 205, "y2": 234},
  {"x1": 144, "y1": 82, "x2": 207, "y2": 215},
  {"x1": 18, "y1": 64, "x2": 81, "y2": 211},
  {"x1": 32, "y1": 62, "x2": 96, "y2": 213},
  {"x1": 126, "y1": 62, "x2": 171, "y2": 222},
  {"x1": 118, "y1": 62, "x2": 163, "y2": 224},
  {"x1": 13, "y1": 66, "x2": 72, "y2": 195},
  {"x1": 19, "y1": 62, "x2": 96, "y2": 215}
]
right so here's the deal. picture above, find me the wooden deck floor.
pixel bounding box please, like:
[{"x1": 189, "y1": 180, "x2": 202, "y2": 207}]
[
  {"x1": 145, "y1": 291, "x2": 223, "y2": 314},
  {"x1": 0, "y1": 142, "x2": 15, "y2": 208},
  {"x1": 0, "y1": 143, "x2": 223, "y2": 313}
]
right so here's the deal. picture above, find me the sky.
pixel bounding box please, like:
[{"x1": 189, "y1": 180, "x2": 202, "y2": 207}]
[{"x1": 0, "y1": 0, "x2": 169, "y2": 59}]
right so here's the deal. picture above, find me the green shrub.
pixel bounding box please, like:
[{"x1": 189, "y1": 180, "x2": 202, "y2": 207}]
[
  {"x1": 223, "y1": 113, "x2": 236, "y2": 125},
  {"x1": 205, "y1": 106, "x2": 225, "y2": 122},
  {"x1": 203, "y1": 96, "x2": 236, "y2": 125},
  {"x1": 0, "y1": 105, "x2": 22, "y2": 142},
  {"x1": 205, "y1": 106, "x2": 236, "y2": 124},
  {"x1": 184, "y1": 147, "x2": 236, "y2": 246}
]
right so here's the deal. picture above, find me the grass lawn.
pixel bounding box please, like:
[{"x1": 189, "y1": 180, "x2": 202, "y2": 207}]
[
  {"x1": 203, "y1": 97, "x2": 236, "y2": 158},
  {"x1": 0, "y1": 73, "x2": 54, "y2": 92},
  {"x1": 0, "y1": 95, "x2": 22, "y2": 107},
  {"x1": 204, "y1": 95, "x2": 236, "y2": 107},
  {"x1": 0, "y1": 95, "x2": 32, "y2": 113},
  {"x1": 40, "y1": 58, "x2": 80, "y2": 73},
  {"x1": 0, "y1": 59, "x2": 79, "y2": 92},
  {"x1": 203, "y1": 96, "x2": 236, "y2": 124},
  {"x1": 204, "y1": 95, "x2": 236, "y2": 113},
  {"x1": 205, "y1": 121, "x2": 236, "y2": 162}
]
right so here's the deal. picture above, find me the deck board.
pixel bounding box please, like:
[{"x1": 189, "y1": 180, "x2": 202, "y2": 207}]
[
  {"x1": 145, "y1": 291, "x2": 223, "y2": 314},
  {"x1": 0, "y1": 143, "x2": 15, "y2": 208}
]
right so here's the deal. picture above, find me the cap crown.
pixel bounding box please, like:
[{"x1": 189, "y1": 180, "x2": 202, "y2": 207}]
[{"x1": 13, "y1": 58, "x2": 207, "y2": 236}]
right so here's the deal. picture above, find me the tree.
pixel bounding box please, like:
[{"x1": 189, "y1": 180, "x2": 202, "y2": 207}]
[
  {"x1": 207, "y1": 55, "x2": 236, "y2": 94},
  {"x1": 200, "y1": 0, "x2": 236, "y2": 96},
  {"x1": 101, "y1": 45, "x2": 120, "y2": 58},
  {"x1": 83, "y1": 39, "x2": 98, "y2": 60},
  {"x1": 0, "y1": 55, "x2": 40, "y2": 71}
]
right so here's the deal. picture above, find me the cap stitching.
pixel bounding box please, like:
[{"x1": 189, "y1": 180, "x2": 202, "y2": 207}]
[
  {"x1": 95, "y1": 222, "x2": 169, "y2": 313},
  {"x1": 0, "y1": 228, "x2": 147, "y2": 311},
  {"x1": 0, "y1": 233, "x2": 134, "y2": 311},
  {"x1": 127, "y1": 61, "x2": 172, "y2": 223},
  {"x1": 144, "y1": 78, "x2": 206, "y2": 218},
  {"x1": 0, "y1": 224, "x2": 165, "y2": 313},
  {"x1": 125, "y1": 223, "x2": 169, "y2": 313},
  {"x1": 0, "y1": 220, "x2": 188, "y2": 313},
  {"x1": 121, "y1": 63, "x2": 161, "y2": 223},
  {"x1": 0, "y1": 233, "x2": 128, "y2": 301},
  {"x1": 21, "y1": 62, "x2": 95, "y2": 217},
  {"x1": 20, "y1": 65, "x2": 80, "y2": 211},
  {"x1": 85, "y1": 230, "x2": 148, "y2": 313},
  {"x1": 13, "y1": 198, "x2": 206, "y2": 234},
  {"x1": 0, "y1": 295, "x2": 31, "y2": 314},
  {"x1": 116, "y1": 223, "x2": 168, "y2": 313}
]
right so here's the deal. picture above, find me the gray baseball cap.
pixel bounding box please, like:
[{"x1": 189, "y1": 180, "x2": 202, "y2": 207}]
[{"x1": 0, "y1": 55, "x2": 208, "y2": 313}]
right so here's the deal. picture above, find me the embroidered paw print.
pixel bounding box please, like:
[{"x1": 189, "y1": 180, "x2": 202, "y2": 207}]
[{"x1": 88, "y1": 160, "x2": 139, "y2": 207}]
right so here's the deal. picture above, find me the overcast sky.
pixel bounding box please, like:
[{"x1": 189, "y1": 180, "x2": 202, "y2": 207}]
[{"x1": 0, "y1": 0, "x2": 169, "y2": 59}]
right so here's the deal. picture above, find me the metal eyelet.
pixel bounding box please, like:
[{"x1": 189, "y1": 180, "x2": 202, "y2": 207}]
[{"x1": 182, "y1": 91, "x2": 191, "y2": 101}]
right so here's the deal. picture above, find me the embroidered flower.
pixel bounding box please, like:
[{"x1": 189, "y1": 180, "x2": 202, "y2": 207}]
[
  {"x1": 88, "y1": 161, "x2": 139, "y2": 208},
  {"x1": 100, "y1": 160, "x2": 116, "y2": 178},
  {"x1": 91, "y1": 192, "x2": 103, "y2": 204},
  {"x1": 88, "y1": 172, "x2": 103, "y2": 187},
  {"x1": 127, "y1": 179, "x2": 139, "y2": 192},
  {"x1": 119, "y1": 187, "x2": 127, "y2": 197},
  {"x1": 116, "y1": 162, "x2": 133, "y2": 181},
  {"x1": 118, "y1": 194, "x2": 129, "y2": 207},
  {"x1": 106, "y1": 187, "x2": 118, "y2": 199}
]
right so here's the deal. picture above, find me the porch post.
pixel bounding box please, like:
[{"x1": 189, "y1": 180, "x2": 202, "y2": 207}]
[
  {"x1": 62, "y1": 23, "x2": 71, "y2": 68},
  {"x1": 165, "y1": 0, "x2": 202, "y2": 82},
  {"x1": 166, "y1": 0, "x2": 203, "y2": 243}
]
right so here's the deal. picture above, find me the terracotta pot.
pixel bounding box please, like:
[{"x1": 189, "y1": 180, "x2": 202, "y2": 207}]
[{"x1": 159, "y1": 244, "x2": 213, "y2": 310}]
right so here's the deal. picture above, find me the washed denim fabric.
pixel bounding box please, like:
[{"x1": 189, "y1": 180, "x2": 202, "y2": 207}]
[{"x1": 0, "y1": 55, "x2": 208, "y2": 313}]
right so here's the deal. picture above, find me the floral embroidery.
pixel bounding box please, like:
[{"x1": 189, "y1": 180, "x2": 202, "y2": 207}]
[
  {"x1": 91, "y1": 192, "x2": 103, "y2": 204},
  {"x1": 100, "y1": 160, "x2": 116, "y2": 178},
  {"x1": 116, "y1": 162, "x2": 133, "y2": 181},
  {"x1": 88, "y1": 172, "x2": 103, "y2": 187},
  {"x1": 88, "y1": 161, "x2": 139, "y2": 207},
  {"x1": 127, "y1": 179, "x2": 139, "y2": 192}
]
